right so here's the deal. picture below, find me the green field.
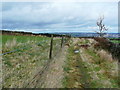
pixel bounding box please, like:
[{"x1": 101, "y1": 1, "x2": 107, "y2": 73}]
[
  {"x1": 111, "y1": 40, "x2": 120, "y2": 44},
  {"x1": 2, "y1": 35, "x2": 49, "y2": 44},
  {"x1": 108, "y1": 38, "x2": 120, "y2": 44},
  {"x1": 1, "y1": 35, "x2": 50, "y2": 52}
]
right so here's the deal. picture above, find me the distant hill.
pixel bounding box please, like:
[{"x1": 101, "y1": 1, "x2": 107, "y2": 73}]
[
  {"x1": 1, "y1": 30, "x2": 120, "y2": 38},
  {"x1": 48, "y1": 32, "x2": 120, "y2": 38}
]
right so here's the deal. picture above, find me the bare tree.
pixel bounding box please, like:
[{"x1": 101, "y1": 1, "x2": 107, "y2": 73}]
[{"x1": 96, "y1": 16, "x2": 108, "y2": 37}]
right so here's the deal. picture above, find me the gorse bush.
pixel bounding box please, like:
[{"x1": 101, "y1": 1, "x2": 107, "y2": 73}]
[{"x1": 94, "y1": 37, "x2": 120, "y2": 61}]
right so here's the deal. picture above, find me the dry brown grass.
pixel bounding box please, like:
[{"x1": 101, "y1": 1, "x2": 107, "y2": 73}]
[
  {"x1": 5, "y1": 38, "x2": 17, "y2": 49},
  {"x1": 97, "y1": 50, "x2": 113, "y2": 62},
  {"x1": 2, "y1": 40, "x2": 50, "y2": 88}
]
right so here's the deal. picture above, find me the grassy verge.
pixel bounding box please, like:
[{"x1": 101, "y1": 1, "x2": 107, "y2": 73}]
[
  {"x1": 83, "y1": 47, "x2": 119, "y2": 88},
  {"x1": 62, "y1": 40, "x2": 90, "y2": 88},
  {"x1": 63, "y1": 38, "x2": 119, "y2": 88},
  {"x1": 62, "y1": 45, "x2": 81, "y2": 88}
]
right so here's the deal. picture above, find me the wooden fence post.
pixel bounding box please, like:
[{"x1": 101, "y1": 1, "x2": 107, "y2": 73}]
[
  {"x1": 49, "y1": 35, "x2": 53, "y2": 59},
  {"x1": 61, "y1": 35, "x2": 64, "y2": 48}
]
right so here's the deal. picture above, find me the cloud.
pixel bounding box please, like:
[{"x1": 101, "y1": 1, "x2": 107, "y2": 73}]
[
  {"x1": 1, "y1": 2, "x2": 118, "y2": 33},
  {"x1": 1, "y1": 0, "x2": 119, "y2": 2}
]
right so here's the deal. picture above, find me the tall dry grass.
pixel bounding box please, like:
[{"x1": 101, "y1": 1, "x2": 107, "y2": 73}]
[
  {"x1": 2, "y1": 40, "x2": 50, "y2": 88},
  {"x1": 5, "y1": 38, "x2": 17, "y2": 49},
  {"x1": 97, "y1": 50, "x2": 113, "y2": 62}
]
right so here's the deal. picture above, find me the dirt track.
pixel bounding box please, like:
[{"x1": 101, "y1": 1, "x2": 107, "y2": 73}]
[{"x1": 34, "y1": 46, "x2": 68, "y2": 88}]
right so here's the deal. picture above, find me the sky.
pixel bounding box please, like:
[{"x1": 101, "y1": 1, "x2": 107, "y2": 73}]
[{"x1": 1, "y1": 1, "x2": 118, "y2": 33}]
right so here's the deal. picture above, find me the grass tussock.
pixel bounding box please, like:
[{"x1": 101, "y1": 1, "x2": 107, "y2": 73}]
[
  {"x1": 97, "y1": 49, "x2": 114, "y2": 62},
  {"x1": 5, "y1": 38, "x2": 17, "y2": 49}
]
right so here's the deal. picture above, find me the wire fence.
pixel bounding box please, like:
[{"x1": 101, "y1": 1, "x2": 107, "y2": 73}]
[
  {"x1": 0, "y1": 41, "x2": 48, "y2": 56},
  {"x1": 2, "y1": 35, "x2": 70, "y2": 88}
]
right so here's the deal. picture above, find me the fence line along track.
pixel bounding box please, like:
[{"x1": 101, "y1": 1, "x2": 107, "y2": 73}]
[
  {"x1": 0, "y1": 40, "x2": 48, "y2": 56},
  {"x1": 24, "y1": 37, "x2": 69, "y2": 88},
  {"x1": 1, "y1": 35, "x2": 69, "y2": 56},
  {"x1": 2, "y1": 36, "x2": 70, "y2": 88},
  {"x1": 24, "y1": 43, "x2": 64, "y2": 88}
]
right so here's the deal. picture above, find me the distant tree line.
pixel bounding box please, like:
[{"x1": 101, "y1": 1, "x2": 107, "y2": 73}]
[{"x1": 1, "y1": 30, "x2": 70, "y2": 37}]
